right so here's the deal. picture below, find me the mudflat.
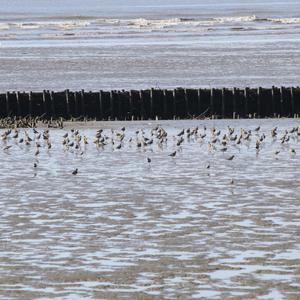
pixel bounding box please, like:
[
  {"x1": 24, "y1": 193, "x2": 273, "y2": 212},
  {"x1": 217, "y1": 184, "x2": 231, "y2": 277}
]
[{"x1": 0, "y1": 119, "x2": 299, "y2": 299}]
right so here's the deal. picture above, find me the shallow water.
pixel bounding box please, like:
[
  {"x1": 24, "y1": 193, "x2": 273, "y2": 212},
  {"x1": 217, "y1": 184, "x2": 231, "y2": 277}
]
[
  {"x1": 0, "y1": 0, "x2": 300, "y2": 90},
  {"x1": 0, "y1": 119, "x2": 300, "y2": 299}
]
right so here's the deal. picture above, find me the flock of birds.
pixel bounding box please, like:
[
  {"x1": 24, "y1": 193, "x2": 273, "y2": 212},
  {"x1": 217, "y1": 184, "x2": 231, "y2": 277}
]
[
  {"x1": 0, "y1": 117, "x2": 64, "y2": 130},
  {"x1": 0, "y1": 122, "x2": 298, "y2": 179}
]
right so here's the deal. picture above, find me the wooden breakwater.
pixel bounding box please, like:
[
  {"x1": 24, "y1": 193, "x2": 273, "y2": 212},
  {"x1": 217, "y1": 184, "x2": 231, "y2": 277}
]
[{"x1": 0, "y1": 87, "x2": 300, "y2": 120}]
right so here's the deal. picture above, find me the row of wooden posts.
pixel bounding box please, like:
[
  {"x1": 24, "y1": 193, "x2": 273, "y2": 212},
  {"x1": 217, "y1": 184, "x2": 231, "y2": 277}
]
[{"x1": 0, "y1": 87, "x2": 299, "y2": 120}]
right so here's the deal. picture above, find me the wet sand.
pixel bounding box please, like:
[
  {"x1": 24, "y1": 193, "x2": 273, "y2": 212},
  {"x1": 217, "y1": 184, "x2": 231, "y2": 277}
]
[{"x1": 0, "y1": 119, "x2": 300, "y2": 299}]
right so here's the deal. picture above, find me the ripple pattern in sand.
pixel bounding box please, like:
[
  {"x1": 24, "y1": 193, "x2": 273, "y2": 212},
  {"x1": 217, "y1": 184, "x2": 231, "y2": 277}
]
[{"x1": 0, "y1": 119, "x2": 300, "y2": 299}]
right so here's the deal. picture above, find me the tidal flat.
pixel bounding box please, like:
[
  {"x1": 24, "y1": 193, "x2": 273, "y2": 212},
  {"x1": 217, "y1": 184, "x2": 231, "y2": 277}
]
[{"x1": 0, "y1": 119, "x2": 299, "y2": 299}]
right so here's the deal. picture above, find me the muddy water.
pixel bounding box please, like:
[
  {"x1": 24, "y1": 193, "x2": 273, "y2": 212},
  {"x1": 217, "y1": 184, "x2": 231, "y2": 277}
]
[{"x1": 0, "y1": 119, "x2": 300, "y2": 299}]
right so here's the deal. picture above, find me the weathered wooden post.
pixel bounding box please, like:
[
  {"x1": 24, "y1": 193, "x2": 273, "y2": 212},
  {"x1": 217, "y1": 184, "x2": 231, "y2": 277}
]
[
  {"x1": 221, "y1": 88, "x2": 225, "y2": 118},
  {"x1": 150, "y1": 88, "x2": 154, "y2": 119},
  {"x1": 232, "y1": 87, "x2": 237, "y2": 118},
  {"x1": 271, "y1": 86, "x2": 275, "y2": 117},
  {"x1": 65, "y1": 89, "x2": 70, "y2": 118},
  {"x1": 74, "y1": 91, "x2": 78, "y2": 117},
  {"x1": 184, "y1": 88, "x2": 190, "y2": 117},
  {"x1": 290, "y1": 87, "x2": 295, "y2": 116},
  {"x1": 50, "y1": 91, "x2": 55, "y2": 117},
  {"x1": 29, "y1": 91, "x2": 33, "y2": 116},
  {"x1": 163, "y1": 89, "x2": 168, "y2": 119},
  {"x1": 244, "y1": 87, "x2": 248, "y2": 117},
  {"x1": 16, "y1": 91, "x2": 21, "y2": 116},
  {"x1": 257, "y1": 87, "x2": 261, "y2": 117},
  {"x1": 210, "y1": 88, "x2": 214, "y2": 117},
  {"x1": 139, "y1": 90, "x2": 145, "y2": 120},
  {"x1": 42, "y1": 90, "x2": 47, "y2": 116},
  {"x1": 129, "y1": 90, "x2": 133, "y2": 119},
  {"x1": 118, "y1": 91, "x2": 123, "y2": 120},
  {"x1": 173, "y1": 89, "x2": 177, "y2": 119},
  {"x1": 5, "y1": 92, "x2": 10, "y2": 117},
  {"x1": 109, "y1": 91, "x2": 114, "y2": 120},
  {"x1": 98, "y1": 90, "x2": 103, "y2": 120},
  {"x1": 197, "y1": 89, "x2": 201, "y2": 116},
  {"x1": 280, "y1": 86, "x2": 284, "y2": 117},
  {"x1": 80, "y1": 89, "x2": 85, "y2": 117}
]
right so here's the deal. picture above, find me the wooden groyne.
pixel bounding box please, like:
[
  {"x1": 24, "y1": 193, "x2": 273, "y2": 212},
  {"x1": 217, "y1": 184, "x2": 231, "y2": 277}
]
[{"x1": 0, "y1": 87, "x2": 300, "y2": 120}]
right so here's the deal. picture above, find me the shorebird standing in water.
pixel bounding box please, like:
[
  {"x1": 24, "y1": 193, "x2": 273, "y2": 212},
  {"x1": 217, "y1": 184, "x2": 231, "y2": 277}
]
[
  {"x1": 169, "y1": 151, "x2": 176, "y2": 157},
  {"x1": 177, "y1": 129, "x2": 184, "y2": 137},
  {"x1": 12, "y1": 131, "x2": 18, "y2": 139},
  {"x1": 226, "y1": 155, "x2": 235, "y2": 161},
  {"x1": 3, "y1": 145, "x2": 12, "y2": 151}
]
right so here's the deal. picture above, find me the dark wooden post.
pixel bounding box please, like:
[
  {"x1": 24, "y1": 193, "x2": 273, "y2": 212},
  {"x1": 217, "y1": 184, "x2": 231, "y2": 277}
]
[
  {"x1": 5, "y1": 92, "x2": 10, "y2": 117},
  {"x1": 98, "y1": 90, "x2": 103, "y2": 120},
  {"x1": 221, "y1": 88, "x2": 225, "y2": 118},
  {"x1": 163, "y1": 89, "x2": 168, "y2": 119},
  {"x1": 210, "y1": 88, "x2": 214, "y2": 117},
  {"x1": 65, "y1": 89, "x2": 70, "y2": 118},
  {"x1": 129, "y1": 90, "x2": 133, "y2": 119},
  {"x1": 184, "y1": 88, "x2": 190, "y2": 117},
  {"x1": 29, "y1": 91, "x2": 33, "y2": 117},
  {"x1": 80, "y1": 89, "x2": 85, "y2": 117},
  {"x1": 16, "y1": 91, "x2": 21, "y2": 116},
  {"x1": 42, "y1": 90, "x2": 47, "y2": 116},
  {"x1": 109, "y1": 90, "x2": 114, "y2": 119},
  {"x1": 74, "y1": 91, "x2": 78, "y2": 117},
  {"x1": 139, "y1": 90, "x2": 144, "y2": 120},
  {"x1": 50, "y1": 91, "x2": 55, "y2": 117},
  {"x1": 271, "y1": 86, "x2": 275, "y2": 116},
  {"x1": 290, "y1": 87, "x2": 295, "y2": 116},
  {"x1": 257, "y1": 87, "x2": 261, "y2": 117},
  {"x1": 150, "y1": 88, "x2": 154, "y2": 119},
  {"x1": 197, "y1": 89, "x2": 201, "y2": 115},
  {"x1": 118, "y1": 91, "x2": 123, "y2": 120},
  {"x1": 232, "y1": 87, "x2": 237, "y2": 118},
  {"x1": 280, "y1": 86, "x2": 284, "y2": 116},
  {"x1": 173, "y1": 89, "x2": 177, "y2": 118},
  {"x1": 244, "y1": 87, "x2": 248, "y2": 117}
]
